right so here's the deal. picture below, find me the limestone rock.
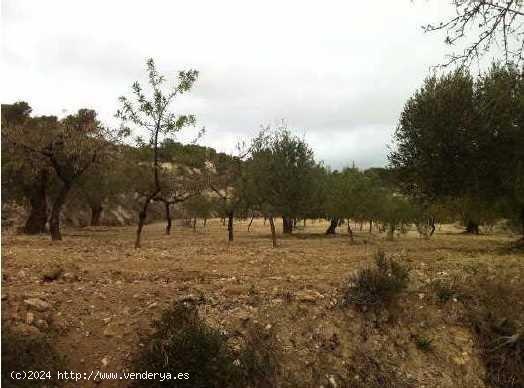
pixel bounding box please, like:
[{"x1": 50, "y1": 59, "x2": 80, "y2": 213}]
[{"x1": 24, "y1": 298, "x2": 50, "y2": 312}]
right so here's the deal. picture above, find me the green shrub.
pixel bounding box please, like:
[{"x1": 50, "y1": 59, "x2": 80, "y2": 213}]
[
  {"x1": 432, "y1": 279, "x2": 459, "y2": 303},
  {"x1": 130, "y1": 302, "x2": 280, "y2": 388},
  {"x1": 414, "y1": 336, "x2": 433, "y2": 352},
  {"x1": 342, "y1": 249, "x2": 409, "y2": 310},
  {"x1": 1, "y1": 324, "x2": 65, "y2": 387}
]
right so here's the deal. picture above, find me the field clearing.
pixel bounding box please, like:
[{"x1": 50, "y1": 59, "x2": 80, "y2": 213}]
[{"x1": 2, "y1": 219, "x2": 523, "y2": 387}]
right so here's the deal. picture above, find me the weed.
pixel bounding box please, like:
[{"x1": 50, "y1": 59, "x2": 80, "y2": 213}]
[
  {"x1": 414, "y1": 335, "x2": 433, "y2": 352},
  {"x1": 342, "y1": 249, "x2": 409, "y2": 310}
]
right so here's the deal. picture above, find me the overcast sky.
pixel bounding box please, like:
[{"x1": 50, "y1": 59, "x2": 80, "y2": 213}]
[{"x1": 2, "y1": 1, "x2": 475, "y2": 168}]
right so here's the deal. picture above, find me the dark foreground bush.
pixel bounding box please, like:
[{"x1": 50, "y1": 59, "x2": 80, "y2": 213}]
[
  {"x1": 463, "y1": 280, "x2": 524, "y2": 388},
  {"x1": 1, "y1": 324, "x2": 65, "y2": 387},
  {"x1": 342, "y1": 249, "x2": 409, "y2": 310},
  {"x1": 130, "y1": 302, "x2": 280, "y2": 388}
]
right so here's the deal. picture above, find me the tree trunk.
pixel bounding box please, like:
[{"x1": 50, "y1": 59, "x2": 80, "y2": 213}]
[
  {"x1": 248, "y1": 216, "x2": 255, "y2": 232},
  {"x1": 325, "y1": 218, "x2": 338, "y2": 235},
  {"x1": 165, "y1": 202, "x2": 172, "y2": 235},
  {"x1": 222, "y1": 217, "x2": 226, "y2": 226},
  {"x1": 203, "y1": 217, "x2": 207, "y2": 227},
  {"x1": 386, "y1": 224, "x2": 395, "y2": 241},
  {"x1": 303, "y1": 219, "x2": 306, "y2": 228},
  {"x1": 520, "y1": 207, "x2": 524, "y2": 238},
  {"x1": 269, "y1": 215, "x2": 277, "y2": 248},
  {"x1": 347, "y1": 219, "x2": 354, "y2": 243},
  {"x1": 49, "y1": 183, "x2": 71, "y2": 241},
  {"x1": 369, "y1": 220, "x2": 373, "y2": 233},
  {"x1": 193, "y1": 217, "x2": 197, "y2": 232},
  {"x1": 90, "y1": 204, "x2": 103, "y2": 226},
  {"x1": 227, "y1": 212, "x2": 234, "y2": 242},
  {"x1": 429, "y1": 216, "x2": 436, "y2": 237},
  {"x1": 282, "y1": 216, "x2": 293, "y2": 234},
  {"x1": 23, "y1": 169, "x2": 49, "y2": 234},
  {"x1": 465, "y1": 220, "x2": 479, "y2": 234},
  {"x1": 135, "y1": 199, "x2": 151, "y2": 249}
]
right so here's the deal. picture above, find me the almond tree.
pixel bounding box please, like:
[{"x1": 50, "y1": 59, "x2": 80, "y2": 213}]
[
  {"x1": 117, "y1": 58, "x2": 199, "y2": 248},
  {"x1": 207, "y1": 151, "x2": 247, "y2": 242},
  {"x1": 424, "y1": 0, "x2": 523, "y2": 67}
]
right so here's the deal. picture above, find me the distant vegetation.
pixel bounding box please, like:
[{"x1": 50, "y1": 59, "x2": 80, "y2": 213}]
[{"x1": 2, "y1": 59, "x2": 523, "y2": 248}]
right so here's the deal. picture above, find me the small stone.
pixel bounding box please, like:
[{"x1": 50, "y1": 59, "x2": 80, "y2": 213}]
[
  {"x1": 296, "y1": 290, "x2": 322, "y2": 303},
  {"x1": 101, "y1": 357, "x2": 109, "y2": 367},
  {"x1": 103, "y1": 317, "x2": 112, "y2": 324},
  {"x1": 103, "y1": 324, "x2": 119, "y2": 337},
  {"x1": 24, "y1": 298, "x2": 50, "y2": 312},
  {"x1": 35, "y1": 319, "x2": 49, "y2": 330},
  {"x1": 147, "y1": 302, "x2": 158, "y2": 309},
  {"x1": 62, "y1": 272, "x2": 78, "y2": 282},
  {"x1": 177, "y1": 294, "x2": 198, "y2": 303},
  {"x1": 13, "y1": 323, "x2": 41, "y2": 336},
  {"x1": 42, "y1": 266, "x2": 64, "y2": 282},
  {"x1": 223, "y1": 286, "x2": 244, "y2": 296}
]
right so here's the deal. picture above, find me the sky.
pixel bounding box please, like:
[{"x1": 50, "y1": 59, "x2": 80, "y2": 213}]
[{"x1": 2, "y1": 0, "x2": 472, "y2": 168}]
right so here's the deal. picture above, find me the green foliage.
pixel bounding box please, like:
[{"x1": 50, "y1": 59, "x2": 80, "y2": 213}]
[
  {"x1": 342, "y1": 250, "x2": 409, "y2": 309},
  {"x1": 130, "y1": 302, "x2": 281, "y2": 388},
  {"x1": 432, "y1": 279, "x2": 460, "y2": 303},
  {"x1": 245, "y1": 126, "x2": 318, "y2": 220},
  {"x1": 182, "y1": 195, "x2": 215, "y2": 219},
  {"x1": 390, "y1": 69, "x2": 477, "y2": 201},
  {"x1": 390, "y1": 65, "x2": 524, "y2": 235},
  {"x1": 414, "y1": 336, "x2": 433, "y2": 352}
]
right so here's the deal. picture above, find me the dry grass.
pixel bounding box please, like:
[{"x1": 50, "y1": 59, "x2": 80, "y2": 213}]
[{"x1": 2, "y1": 219, "x2": 523, "y2": 387}]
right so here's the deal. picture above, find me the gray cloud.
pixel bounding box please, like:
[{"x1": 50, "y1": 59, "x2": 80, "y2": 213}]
[{"x1": 2, "y1": 0, "x2": 463, "y2": 168}]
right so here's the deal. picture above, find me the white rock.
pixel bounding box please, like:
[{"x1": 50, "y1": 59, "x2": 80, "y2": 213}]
[{"x1": 24, "y1": 298, "x2": 50, "y2": 312}]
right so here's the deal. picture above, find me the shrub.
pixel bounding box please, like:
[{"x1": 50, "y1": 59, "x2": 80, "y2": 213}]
[
  {"x1": 432, "y1": 279, "x2": 459, "y2": 303},
  {"x1": 1, "y1": 324, "x2": 65, "y2": 387},
  {"x1": 463, "y1": 280, "x2": 524, "y2": 387},
  {"x1": 130, "y1": 302, "x2": 280, "y2": 388},
  {"x1": 413, "y1": 335, "x2": 433, "y2": 352},
  {"x1": 342, "y1": 249, "x2": 409, "y2": 310}
]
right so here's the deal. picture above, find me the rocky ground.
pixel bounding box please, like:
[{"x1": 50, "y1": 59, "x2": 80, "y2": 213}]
[{"x1": 2, "y1": 219, "x2": 523, "y2": 387}]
